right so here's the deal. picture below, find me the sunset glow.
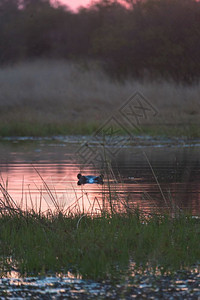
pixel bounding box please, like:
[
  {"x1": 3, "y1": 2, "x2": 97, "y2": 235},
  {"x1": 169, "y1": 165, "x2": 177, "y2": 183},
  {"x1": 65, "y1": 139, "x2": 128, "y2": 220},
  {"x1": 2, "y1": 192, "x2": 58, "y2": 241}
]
[{"x1": 61, "y1": 0, "x2": 93, "y2": 11}]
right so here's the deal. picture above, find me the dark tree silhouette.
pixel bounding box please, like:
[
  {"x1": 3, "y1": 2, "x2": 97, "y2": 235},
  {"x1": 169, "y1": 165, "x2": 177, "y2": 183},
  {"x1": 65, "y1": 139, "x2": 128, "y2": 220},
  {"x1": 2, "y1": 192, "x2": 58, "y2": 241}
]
[{"x1": 0, "y1": 0, "x2": 200, "y2": 83}]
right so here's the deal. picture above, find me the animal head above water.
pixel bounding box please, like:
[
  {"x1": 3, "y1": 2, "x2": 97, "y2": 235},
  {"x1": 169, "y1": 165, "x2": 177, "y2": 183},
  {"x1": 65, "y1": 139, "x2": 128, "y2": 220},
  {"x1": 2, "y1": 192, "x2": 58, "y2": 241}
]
[{"x1": 77, "y1": 173, "x2": 104, "y2": 185}]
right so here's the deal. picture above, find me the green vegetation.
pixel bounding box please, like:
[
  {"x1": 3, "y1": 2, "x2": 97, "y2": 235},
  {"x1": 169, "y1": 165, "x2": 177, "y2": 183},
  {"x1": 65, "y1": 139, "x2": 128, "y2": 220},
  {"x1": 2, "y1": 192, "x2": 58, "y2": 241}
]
[
  {"x1": 0, "y1": 121, "x2": 100, "y2": 137},
  {"x1": 0, "y1": 178, "x2": 199, "y2": 280},
  {"x1": 1, "y1": 0, "x2": 199, "y2": 279},
  {"x1": 0, "y1": 122, "x2": 200, "y2": 138},
  {"x1": 139, "y1": 124, "x2": 200, "y2": 139},
  {"x1": 0, "y1": 210, "x2": 199, "y2": 280}
]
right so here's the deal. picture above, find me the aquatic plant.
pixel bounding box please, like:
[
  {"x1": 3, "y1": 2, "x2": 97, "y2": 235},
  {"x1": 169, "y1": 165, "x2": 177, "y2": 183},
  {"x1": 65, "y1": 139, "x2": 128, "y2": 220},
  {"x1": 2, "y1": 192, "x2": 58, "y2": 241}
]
[{"x1": 0, "y1": 177, "x2": 199, "y2": 280}]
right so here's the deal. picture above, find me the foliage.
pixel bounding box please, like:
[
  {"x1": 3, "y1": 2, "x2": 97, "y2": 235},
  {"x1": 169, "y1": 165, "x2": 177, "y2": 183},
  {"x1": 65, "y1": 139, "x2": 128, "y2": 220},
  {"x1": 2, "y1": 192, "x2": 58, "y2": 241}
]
[
  {"x1": 0, "y1": 0, "x2": 200, "y2": 83},
  {"x1": 0, "y1": 211, "x2": 199, "y2": 279}
]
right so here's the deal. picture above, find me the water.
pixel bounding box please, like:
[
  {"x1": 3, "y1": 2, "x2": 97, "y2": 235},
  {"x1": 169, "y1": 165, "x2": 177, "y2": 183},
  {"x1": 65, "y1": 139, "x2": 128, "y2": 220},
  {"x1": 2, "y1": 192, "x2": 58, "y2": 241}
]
[
  {"x1": 0, "y1": 137, "x2": 200, "y2": 297},
  {"x1": 0, "y1": 270, "x2": 199, "y2": 299},
  {"x1": 0, "y1": 136, "x2": 200, "y2": 215}
]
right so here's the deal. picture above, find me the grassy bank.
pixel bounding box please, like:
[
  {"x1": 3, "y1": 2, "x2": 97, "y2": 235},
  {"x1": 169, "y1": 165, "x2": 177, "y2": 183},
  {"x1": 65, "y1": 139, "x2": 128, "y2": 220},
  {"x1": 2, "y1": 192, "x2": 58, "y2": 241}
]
[
  {"x1": 0, "y1": 122, "x2": 199, "y2": 138},
  {"x1": 0, "y1": 60, "x2": 200, "y2": 138},
  {"x1": 0, "y1": 211, "x2": 199, "y2": 280}
]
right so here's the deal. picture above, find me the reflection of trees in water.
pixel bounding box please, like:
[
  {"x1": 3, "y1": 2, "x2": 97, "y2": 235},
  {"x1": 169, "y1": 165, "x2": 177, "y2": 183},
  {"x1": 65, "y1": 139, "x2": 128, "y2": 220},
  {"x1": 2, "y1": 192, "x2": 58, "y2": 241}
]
[
  {"x1": 0, "y1": 141, "x2": 77, "y2": 174},
  {"x1": 107, "y1": 148, "x2": 200, "y2": 214},
  {"x1": 114, "y1": 147, "x2": 200, "y2": 183}
]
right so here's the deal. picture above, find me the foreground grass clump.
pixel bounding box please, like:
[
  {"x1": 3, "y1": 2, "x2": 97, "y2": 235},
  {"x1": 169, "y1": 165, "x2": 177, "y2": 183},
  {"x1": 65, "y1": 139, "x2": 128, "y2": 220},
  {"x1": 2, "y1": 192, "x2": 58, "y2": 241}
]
[{"x1": 0, "y1": 211, "x2": 199, "y2": 280}]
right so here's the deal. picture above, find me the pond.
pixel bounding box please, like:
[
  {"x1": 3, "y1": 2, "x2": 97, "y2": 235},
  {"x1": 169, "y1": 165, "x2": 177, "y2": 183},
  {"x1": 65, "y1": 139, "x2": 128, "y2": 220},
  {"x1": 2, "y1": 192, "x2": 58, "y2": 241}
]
[
  {"x1": 0, "y1": 136, "x2": 200, "y2": 298},
  {"x1": 0, "y1": 136, "x2": 200, "y2": 215}
]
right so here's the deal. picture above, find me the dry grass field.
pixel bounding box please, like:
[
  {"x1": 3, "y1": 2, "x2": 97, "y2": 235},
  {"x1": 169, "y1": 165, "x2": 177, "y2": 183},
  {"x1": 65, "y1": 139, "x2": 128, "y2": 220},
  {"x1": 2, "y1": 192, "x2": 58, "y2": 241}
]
[{"x1": 0, "y1": 60, "x2": 199, "y2": 136}]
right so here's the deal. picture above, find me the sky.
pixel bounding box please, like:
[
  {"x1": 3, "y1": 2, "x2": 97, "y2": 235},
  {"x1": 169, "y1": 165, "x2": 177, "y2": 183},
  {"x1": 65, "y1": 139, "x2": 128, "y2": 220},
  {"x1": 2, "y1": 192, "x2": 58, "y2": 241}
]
[{"x1": 61, "y1": 0, "x2": 93, "y2": 11}]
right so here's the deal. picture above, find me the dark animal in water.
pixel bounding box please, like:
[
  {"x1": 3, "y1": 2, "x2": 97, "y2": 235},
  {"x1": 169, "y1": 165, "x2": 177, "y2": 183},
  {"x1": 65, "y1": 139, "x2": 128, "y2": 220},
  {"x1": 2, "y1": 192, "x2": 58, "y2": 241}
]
[{"x1": 77, "y1": 173, "x2": 104, "y2": 185}]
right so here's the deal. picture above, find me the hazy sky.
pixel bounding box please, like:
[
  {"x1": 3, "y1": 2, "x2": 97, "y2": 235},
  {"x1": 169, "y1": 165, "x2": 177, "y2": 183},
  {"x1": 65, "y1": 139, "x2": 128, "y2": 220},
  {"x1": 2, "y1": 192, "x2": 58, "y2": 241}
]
[{"x1": 61, "y1": 0, "x2": 93, "y2": 11}]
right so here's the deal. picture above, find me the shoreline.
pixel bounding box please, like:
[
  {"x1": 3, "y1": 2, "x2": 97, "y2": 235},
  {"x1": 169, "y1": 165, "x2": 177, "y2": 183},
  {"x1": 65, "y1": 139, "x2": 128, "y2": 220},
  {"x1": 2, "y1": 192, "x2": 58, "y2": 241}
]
[
  {"x1": 0, "y1": 123, "x2": 200, "y2": 139},
  {"x1": 1, "y1": 133, "x2": 200, "y2": 148}
]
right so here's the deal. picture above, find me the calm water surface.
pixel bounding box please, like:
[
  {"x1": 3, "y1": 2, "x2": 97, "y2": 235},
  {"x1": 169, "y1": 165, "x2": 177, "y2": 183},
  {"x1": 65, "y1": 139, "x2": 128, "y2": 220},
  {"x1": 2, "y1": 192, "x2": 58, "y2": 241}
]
[{"x1": 0, "y1": 137, "x2": 200, "y2": 215}]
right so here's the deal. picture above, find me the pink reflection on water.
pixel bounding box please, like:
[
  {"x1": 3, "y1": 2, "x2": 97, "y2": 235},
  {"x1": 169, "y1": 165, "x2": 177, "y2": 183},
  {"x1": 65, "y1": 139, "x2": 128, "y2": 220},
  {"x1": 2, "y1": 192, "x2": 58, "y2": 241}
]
[
  {"x1": 0, "y1": 163, "x2": 105, "y2": 214},
  {"x1": 0, "y1": 162, "x2": 200, "y2": 215}
]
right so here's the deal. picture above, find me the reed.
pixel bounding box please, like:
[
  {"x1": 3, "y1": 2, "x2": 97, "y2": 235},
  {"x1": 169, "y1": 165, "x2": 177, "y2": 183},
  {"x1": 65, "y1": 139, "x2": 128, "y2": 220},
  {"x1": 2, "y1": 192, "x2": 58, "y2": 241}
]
[{"x1": 0, "y1": 173, "x2": 199, "y2": 280}]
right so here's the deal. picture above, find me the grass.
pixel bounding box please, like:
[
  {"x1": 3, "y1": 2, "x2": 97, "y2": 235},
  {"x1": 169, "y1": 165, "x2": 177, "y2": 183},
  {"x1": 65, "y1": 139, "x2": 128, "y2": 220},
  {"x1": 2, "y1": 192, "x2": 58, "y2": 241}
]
[
  {"x1": 0, "y1": 147, "x2": 199, "y2": 280},
  {"x1": 0, "y1": 59, "x2": 200, "y2": 138},
  {"x1": 0, "y1": 175, "x2": 199, "y2": 280},
  {"x1": 0, "y1": 210, "x2": 199, "y2": 280},
  {"x1": 0, "y1": 121, "x2": 199, "y2": 139},
  {"x1": 139, "y1": 124, "x2": 200, "y2": 138},
  {"x1": 0, "y1": 121, "x2": 99, "y2": 137}
]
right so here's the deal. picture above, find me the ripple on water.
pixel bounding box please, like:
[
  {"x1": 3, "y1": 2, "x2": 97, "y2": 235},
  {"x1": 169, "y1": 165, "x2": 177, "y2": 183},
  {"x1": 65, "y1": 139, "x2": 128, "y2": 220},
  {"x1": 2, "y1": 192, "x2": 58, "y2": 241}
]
[{"x1": 0, "y1": 268, "x2": 199, "y2": 299}]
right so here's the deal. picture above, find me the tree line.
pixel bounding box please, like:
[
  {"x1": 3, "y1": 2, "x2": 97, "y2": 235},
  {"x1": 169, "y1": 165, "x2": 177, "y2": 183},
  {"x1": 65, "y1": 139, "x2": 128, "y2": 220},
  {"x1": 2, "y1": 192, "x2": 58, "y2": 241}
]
[{"x1": 0, "y1": 0, "x2": 200, "y2": 83}]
